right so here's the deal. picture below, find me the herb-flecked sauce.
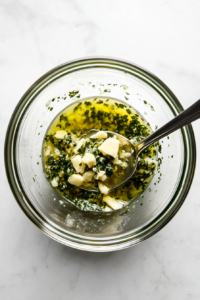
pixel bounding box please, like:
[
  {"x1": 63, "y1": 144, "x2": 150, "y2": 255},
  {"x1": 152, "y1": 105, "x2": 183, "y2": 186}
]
[{"x1": 43, "y1": 97, "x2": 158, "y2": 211}]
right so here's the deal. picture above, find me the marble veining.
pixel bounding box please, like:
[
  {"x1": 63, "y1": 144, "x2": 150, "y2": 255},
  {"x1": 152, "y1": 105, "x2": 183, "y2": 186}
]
[{"x1": 1, "y1": 0, "x2": 200, "y2": 299}]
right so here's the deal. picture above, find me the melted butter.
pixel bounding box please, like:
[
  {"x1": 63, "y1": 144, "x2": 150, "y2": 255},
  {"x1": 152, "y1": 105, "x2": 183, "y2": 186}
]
[{"x1": 43, "y1": 97, "x2": 157, "y2": 210}]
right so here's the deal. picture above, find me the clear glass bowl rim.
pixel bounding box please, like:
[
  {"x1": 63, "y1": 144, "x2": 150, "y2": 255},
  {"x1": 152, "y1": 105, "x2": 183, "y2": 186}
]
[{"x1": 4, "y1": 56, "x2": 196, "y2": 252}]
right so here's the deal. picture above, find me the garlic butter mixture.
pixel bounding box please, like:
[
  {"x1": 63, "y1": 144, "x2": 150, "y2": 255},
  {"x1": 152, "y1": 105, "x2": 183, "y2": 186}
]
[{"x1": 43, "y1": 98, "x2": 158, "y2": 212}]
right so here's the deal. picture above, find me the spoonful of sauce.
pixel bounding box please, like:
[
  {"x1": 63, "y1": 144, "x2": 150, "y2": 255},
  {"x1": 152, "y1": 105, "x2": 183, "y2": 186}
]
[{"x1": 86, "y1": 99, "x2": 200, "y2": 191}]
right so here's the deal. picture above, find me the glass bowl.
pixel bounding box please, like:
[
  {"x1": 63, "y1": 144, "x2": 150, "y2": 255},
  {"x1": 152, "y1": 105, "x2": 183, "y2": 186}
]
[{"x1": 4, "y1": 57, "x2": 196, "y2": 252}]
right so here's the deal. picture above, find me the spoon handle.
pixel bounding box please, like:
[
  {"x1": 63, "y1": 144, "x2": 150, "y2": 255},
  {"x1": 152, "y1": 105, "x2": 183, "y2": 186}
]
[{"x1": 137, "y1": 99, "x2": 200, "y2": 153}]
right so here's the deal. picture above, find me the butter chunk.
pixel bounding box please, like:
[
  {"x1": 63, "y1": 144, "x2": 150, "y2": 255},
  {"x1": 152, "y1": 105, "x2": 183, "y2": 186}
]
[
  {"x1": 113, "y1": 158, "x2": 122, "y2": 165},
  {"x1": 51, "y1": 177, "x2": 59, "y2": 187},
  {"x1": 82, "y1": 153, "x2": 96, "y2": 168},
  {"x1": 83, "y1": 171, "x2": 95, "y2": 182},
  {"x1": 68, "y1": 174, "x2": 83, "y2": 186},
  {"x1": 74, "y1": 138, "x2": 86, "y2": 154},
  {"x1": 91, "y1": 131, "x2": 108, "y2": 139},
  {"x1": 45, "y1": 146, "x2": 52, "y2": 156},
  {"x1": 98, "y1": 138, "x2": 120, "y2": 158},
  {"x1": 101, "y1": 174, "x2": 107, "y2": 181},
  {"x1": 94, "y1": 170, "x2": 107, "y2": 181},
  {"x1": 98, "y1": 182, "x2": 109, "y2": 194},
  {"x1": 103, "y1": 196, "x2": 123, "y2": 210},
  {"x1": 54, "y1": 148, "x2": 60, "y2": 156},
  {"x1": 121, "y1": 162, "x2": 128, "y2": 169},
  {"x1": 54, "y1": 130, "x2": 67, "y2": 139},
  {"x1": 71, "y1": 155, "x2": 85, "y2": 173},
  {"x1": 120, "y1": 151, "x2": 131, "y2": 159},
  {"x1": 104, "y1": 206, "x2": 112, "y2": 212}
]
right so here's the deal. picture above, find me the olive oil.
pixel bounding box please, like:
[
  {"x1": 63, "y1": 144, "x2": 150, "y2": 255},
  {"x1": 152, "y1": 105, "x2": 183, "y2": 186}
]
[{"x1": 43, "y1": 97, "x2": 157, "y2": 211}]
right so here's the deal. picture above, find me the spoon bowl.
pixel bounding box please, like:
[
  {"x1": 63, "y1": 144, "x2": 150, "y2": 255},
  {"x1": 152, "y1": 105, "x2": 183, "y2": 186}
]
[{"x1": 81, "y1": 131, "x2": 138, "y2": 191}]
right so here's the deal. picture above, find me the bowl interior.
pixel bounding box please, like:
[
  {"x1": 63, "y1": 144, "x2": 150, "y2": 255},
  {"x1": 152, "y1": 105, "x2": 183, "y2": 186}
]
[{"x1": 6, "y1": 59, "x2": 195, "y2": 250}]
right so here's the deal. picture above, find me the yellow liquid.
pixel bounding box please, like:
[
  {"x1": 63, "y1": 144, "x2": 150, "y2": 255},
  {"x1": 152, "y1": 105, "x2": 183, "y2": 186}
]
[{"x1": 43, "y1": 97, "x2": 157, "y2": 211}]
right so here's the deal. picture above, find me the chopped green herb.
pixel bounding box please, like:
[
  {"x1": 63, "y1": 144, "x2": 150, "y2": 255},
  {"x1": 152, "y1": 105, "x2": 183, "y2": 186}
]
[
  {"x1": 60, "y1": 114, "x2": 68, "y2": 122},
  {"x1": 69, "y1": 91, "x2": 79, "y2": 98},
  {"x1": 115, "y1": 102, "x2": 126, "y2": 109}
]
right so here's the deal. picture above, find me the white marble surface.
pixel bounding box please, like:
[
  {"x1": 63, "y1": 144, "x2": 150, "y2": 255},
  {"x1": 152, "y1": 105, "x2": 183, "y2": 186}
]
[{"x1": 1, "y1": 0, "x2": 200, "y2": 299}]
